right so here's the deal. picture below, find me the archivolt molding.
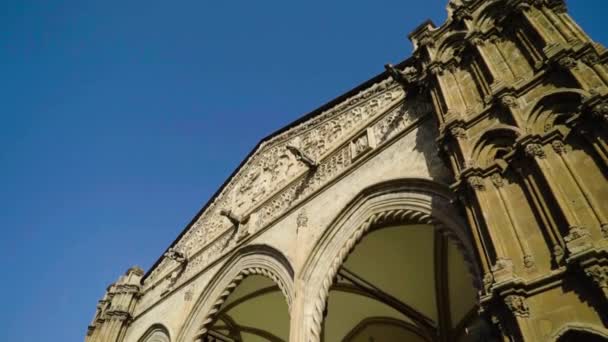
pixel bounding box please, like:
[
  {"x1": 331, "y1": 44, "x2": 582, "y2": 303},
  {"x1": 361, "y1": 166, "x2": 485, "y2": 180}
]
[
  {"x1": 138, "y1": 324, "x2": 171, "y2": 342},
  {"x1": 298, "y1": 178, "x2": 482, "y2": 342},
  {"x1": 177, "y1": 245, "x2": 294, "y2": 342},
  {"x1": 524, "y1": 89, "x2": 588, "y2": 134},
  {"x1": 551, "y1": 323, "x2": 608, "y2": 341}
]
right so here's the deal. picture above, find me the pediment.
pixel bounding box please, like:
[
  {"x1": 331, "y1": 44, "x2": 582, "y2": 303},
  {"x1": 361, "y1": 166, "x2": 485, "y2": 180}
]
[{"x1": 143, "y1": 74, "x2": 433, "y2": 293}]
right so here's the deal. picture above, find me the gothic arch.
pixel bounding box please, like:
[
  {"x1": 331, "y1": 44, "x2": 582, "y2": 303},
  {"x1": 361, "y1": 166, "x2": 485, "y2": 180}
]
[
  {"x1": 177, "y1": 244, "x2": 294, "y2": 342},
  {"x1": 435, "y1": 31, "x2": 468, "y2": 63},
  {"x1": 469, "y1": 0, "x2": 506, "y2": 34},
  {"x1": 525, "y1": 89, "x2": 588, "y2": 134},
  {"x1": 342, "y1": 316, "x2": 432, "y2": 342},
  {"x1": 552, "y1": 323, "x2": 608, "y2": 341},
  {"x1": 298, "y1": 178, "x2": 482, "y2": 342},
  {"x1": 471, "y1": 125, "x2": 522, "y2": 168},
  {"x1": 138, "y1": 324, "x2": 171, "y2": 342}
]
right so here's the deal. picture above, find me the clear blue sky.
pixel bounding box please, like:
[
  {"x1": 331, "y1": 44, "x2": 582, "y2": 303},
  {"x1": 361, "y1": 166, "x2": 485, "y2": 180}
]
[{"x1": 1, "y1": 1, "x2": 605, "y2": 341}]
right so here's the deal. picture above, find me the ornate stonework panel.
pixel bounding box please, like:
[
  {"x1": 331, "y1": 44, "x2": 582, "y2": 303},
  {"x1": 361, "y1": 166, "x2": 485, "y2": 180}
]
[{"x1": 141, "y1": 80, "x2": 436, "y2": 303}]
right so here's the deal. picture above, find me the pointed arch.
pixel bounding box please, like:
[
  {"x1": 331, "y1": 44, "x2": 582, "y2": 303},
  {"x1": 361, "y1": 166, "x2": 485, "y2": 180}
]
[
  {"x1": 470, "y1": 125, "x2": 522, "y2": 168},
  {"x1": 297, "y1": 178, "x2": 482, "y2": 342},
  {"x1": 525, "y1": 88, "x2": 588, "y2": 134},
  {"x1": 138, "y1": 324, "x2": 171, "y2": 342},
  {"x1": 435, "y1": 31, "x2": 468, "y2": 63},
  {"x1": 552, "y1": 323, "x2": 608, "y2": 341},
  {"x1": 177, "y1": 244, "x2": 294, "y2": 342},
  {"x1": 470, "y1": 0, "x2": 507, "y2": 34}
]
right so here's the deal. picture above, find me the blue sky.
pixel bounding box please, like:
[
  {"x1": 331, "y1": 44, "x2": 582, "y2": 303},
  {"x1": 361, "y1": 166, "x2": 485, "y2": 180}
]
[{"x1": 1, "y1": 1, "x2": 606, "y2": 341}]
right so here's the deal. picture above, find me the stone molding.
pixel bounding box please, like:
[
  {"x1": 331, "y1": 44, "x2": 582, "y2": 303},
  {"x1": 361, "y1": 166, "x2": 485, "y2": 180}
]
[
  {"x1": 296, "y1": 179, "x2": 481, "y2": 342},
  {"x1": 177, "y1": 244, "x2": 294, "y2": 342}
]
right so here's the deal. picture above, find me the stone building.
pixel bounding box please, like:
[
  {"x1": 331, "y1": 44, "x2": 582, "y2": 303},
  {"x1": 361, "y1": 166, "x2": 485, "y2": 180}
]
[{"x1": 86, "y1": 0, "x2": 608, "y2": 341}]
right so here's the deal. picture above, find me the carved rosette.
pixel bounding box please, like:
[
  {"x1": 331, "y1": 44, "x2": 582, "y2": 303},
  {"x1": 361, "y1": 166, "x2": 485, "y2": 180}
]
[{"x1": 504, "y1": 295, "x2": 530, "y2": 317}]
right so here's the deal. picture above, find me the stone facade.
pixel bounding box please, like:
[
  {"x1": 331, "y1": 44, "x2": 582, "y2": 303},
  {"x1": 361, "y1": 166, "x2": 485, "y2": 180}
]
[{"x1": 86, "y1": 0, "x2": 608, "y2": 341}]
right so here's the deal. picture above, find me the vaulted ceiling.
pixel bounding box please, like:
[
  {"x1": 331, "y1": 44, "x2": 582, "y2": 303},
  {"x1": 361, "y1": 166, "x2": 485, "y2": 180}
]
[{"x1": 206, "y1": 224, "x2": 478, "y2": 342}]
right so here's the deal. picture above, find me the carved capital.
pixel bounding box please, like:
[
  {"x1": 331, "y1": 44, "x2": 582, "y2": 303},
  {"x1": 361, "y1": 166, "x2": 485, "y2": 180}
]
[
  {"x1": 523, "y1": 254, "x2": 535, "y2": 268},
  {"x1": 590, "y1": 101, "x2": 608, "y2": 123},
  {"x1": 429, "y1": 63, "x2": 445, "y2": 76},
  {"x1": 551, "y1": 140, "x2": 567, "y2": 154},
  {"x1": 582, "y1": 52, "x2": 600, "y2": 66},
  {"x1": 556, "y1": 56, "x2": 578, "y2": 69},
  {"x1": 524, "y1": 143, "x2": 546, "y2": 159},
  {"x1": 467, "y1": 176, "x2": 486, "y2": 191},
  {"x1": 499, "y1": 94, "x2": 519, "y2": 108},
  {"x1": 564, "y1": 226, "x2": 593, "y2": 254},
  {"x1": 601, "y1": 224, "x2": 608, "y2": 239},
  {"x1": 450, "y1": 126, "x2": 467, "y2": 140},
  {"x1": 584, "y1": 265, "x2": 608, "y2": 299},
  {"x1": 492, "y1": 257, "x2": 514, "y2": 283},
  {"x1": 504, "y1": 295, "x2": 530, "y2": 317},
  {"x1": 490, "y1": 173, "x2": 504, "y2": 188}
]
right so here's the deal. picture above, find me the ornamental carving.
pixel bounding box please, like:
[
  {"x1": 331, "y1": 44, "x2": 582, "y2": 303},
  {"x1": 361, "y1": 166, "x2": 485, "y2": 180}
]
[
  {"x1": 142, "y1": 82, "x2": 437, "y2": 295},
  {"x1": 564, "y1": 226, "x2": 593, "y2": 255},
  {"x1": 504, "y1": 295, "x2": 530, "y2": 317},
  {"x1": 499, "y1": 95, "x2": 518, "y2": 108},
  {"x1": 584, "y1": 265, "x2": 608, "y2": 298},
  {"x1": 143, "y1": 79, "x2": 405, "y2": 287},
  {"x1": 590, "y1": 101, "x2": 608, "y2": 122},
  {"x1": 556, "y1": 56, "x2": 577, "y2": 69},
  {"x1": 551, "y1": 140, "x2": 567, "y2": 154},
  {"x1": 467, "y1": 176, "x2": 486, "y2": 191},
  {"x1": 490, "y1": 173, "x2": 504, "y2": 188},
  {"x1": 524, "y1": 144, "x2": 546, "y2": 159},
  {"x1": 450, "y1": 126, "x2": 467, "y2": 139},
  {"x1": 581, "y1": 52, "x2": 600, "y2": 66}
]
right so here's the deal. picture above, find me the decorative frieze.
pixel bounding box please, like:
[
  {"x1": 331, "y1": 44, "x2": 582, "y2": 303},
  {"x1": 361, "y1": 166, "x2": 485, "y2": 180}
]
[
  {"x1": 142, "y1": 83, "x2": 432, "y2": 299},
  {"x1": 144, "y1": 79, "x2": 406, "y2": 287}
]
